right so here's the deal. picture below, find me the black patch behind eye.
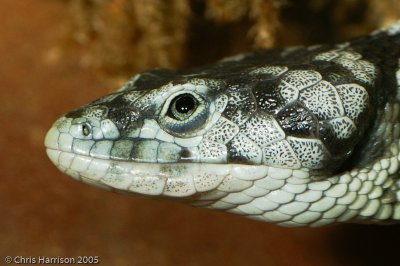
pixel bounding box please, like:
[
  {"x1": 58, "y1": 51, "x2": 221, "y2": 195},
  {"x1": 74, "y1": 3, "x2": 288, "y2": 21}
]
[
  {"x1": 274, "y1": 101, "x2": 319, "y2": 138},
  {"x1": 252, "y1": 79, "x2": 286, "y2": 115},
  {"x1": 222, "y1": 89, "x2": 257, "y2": 125}
]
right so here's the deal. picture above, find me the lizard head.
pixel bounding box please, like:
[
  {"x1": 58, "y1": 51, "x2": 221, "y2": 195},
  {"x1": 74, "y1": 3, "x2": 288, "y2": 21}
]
[
  {"x1": 44, "y1": 68, "x2": 240, "y2": 196},
  {"x1": 45, "y1": 46, "x2": 383, "y2": 226}
]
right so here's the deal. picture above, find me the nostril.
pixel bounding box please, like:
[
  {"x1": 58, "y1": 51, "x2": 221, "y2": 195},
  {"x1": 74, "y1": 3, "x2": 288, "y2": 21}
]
[{"x1": 82, "y1": 123, "x2": 92, "y2": 136}]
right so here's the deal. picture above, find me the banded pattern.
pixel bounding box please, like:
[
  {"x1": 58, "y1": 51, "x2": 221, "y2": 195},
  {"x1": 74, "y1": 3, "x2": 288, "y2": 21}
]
[{"x1": 45, "y1": 21, "x2": 400, "y2": 226}]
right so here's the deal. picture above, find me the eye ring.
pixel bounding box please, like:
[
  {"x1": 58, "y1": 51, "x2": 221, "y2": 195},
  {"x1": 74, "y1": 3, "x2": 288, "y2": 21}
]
[
  {"x1": 167, "y1": 93, "x2": 198, "y2": 121},
  {"x1": 159, "y1": 90, "x2": 209, "y2": 136}
]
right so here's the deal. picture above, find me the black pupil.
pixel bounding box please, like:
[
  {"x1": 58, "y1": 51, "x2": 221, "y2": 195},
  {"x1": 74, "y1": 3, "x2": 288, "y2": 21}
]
[{"x1": 174, "y1": 94, "x2": 195, "y2": 114}]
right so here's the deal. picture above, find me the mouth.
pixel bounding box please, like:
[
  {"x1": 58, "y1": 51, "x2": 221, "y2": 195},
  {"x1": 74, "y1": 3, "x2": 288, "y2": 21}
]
[{"x1": 45, "y1": 147, "x2": 233, "y2": 198}]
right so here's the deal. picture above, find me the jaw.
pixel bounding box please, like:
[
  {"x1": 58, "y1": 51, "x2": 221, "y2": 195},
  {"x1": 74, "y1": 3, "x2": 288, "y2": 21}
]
[
  {"x1": 45, "y1": 148, "x2": 297, "y2": 202},
  {"x1": 46, "y1": 148, "x2": 236, "y2": 198},
  {"x1": 50, "y1": 148, "x2": 368, "y2": 227}
]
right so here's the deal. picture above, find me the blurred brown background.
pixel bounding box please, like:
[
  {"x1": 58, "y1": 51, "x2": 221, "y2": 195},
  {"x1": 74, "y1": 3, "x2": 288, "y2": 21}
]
[{"x1": 1, "y1": 0, "x2": 400, "y2": 265}]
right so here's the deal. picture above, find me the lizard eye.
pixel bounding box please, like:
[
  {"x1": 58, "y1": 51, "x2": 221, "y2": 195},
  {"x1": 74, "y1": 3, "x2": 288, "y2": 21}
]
[
  {"x1": 167, "y1": 93, "x2": 198, "y2": 121},
  {"x1": 160, "y1": 91, "x2": 209, "y2": 136}
]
